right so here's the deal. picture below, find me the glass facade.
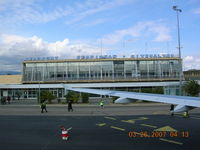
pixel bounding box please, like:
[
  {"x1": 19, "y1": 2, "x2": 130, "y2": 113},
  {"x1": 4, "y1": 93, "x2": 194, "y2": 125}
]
[
  {"x1": 0, "y1": 88, "x2": 64, "y2": 100},
  {"x1": 22, "y1": 58, "x2": 180, "y2": 82}
]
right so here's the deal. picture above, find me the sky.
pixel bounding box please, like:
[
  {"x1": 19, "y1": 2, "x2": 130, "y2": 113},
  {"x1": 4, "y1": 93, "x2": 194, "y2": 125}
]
[{"x1": 0, "y1": 0, "x2": 199, "y2": 72}]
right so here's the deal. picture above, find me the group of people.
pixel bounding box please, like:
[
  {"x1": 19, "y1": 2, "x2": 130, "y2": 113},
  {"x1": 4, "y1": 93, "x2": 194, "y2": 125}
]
[
  {"x1": 1, "y1": 96, "x2": 11, "y2": 105},
  {"x1": 40, "y1": 99, "x2": 74, "y2": 113},
  {"x1": 40, "y1": 99, "x2": 105, "y2": 113}
]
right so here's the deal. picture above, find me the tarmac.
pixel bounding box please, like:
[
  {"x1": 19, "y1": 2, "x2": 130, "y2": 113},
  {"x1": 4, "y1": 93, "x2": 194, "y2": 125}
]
[{"x1": 0, "y1": 100, "x2": 200, "y2": 150}]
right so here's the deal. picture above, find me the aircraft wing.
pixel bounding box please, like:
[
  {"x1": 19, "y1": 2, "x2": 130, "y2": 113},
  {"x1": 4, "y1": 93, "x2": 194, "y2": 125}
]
[{"x1": 67, "y1": 87, "x2": 200, "y2": 113}]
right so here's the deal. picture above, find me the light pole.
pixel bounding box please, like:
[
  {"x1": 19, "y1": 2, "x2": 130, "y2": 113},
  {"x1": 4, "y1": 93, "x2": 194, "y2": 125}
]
[
  {"x1": 38, "y1": 81, "x2": 41, "y2": 103},
  {"x1": 173, "y1": 6, "x2": 183, "y2": 96}
]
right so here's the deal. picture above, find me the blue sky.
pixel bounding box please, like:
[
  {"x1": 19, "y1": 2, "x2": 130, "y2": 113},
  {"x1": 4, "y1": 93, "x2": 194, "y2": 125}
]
[{"x1": 0, "y1": 0, "x2": 199, "y2": 71}]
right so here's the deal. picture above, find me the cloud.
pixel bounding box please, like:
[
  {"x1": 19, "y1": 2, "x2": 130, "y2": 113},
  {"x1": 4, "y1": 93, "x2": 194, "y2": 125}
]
[
  {"x1": 0, "y1": 0, "x2": 133, "y2": 25},
  {"x1": 66, "y1": 0, "x2": 133, "y2": 25},
  {"x1": 184, "y1": 56, "x2": 194, "y2": 61},
  {"x1": 0, "y1": 0, "x2": 72, "y2": 25},
  {"x1": 149, "y1": 25, "x2": 171, "y2": 42},
  {"x1": 101, "y1": 21, "x2": 171, "y2": 45},
  {"x1": 0, "y1": 34, "x2": 199, "y2": 72},
  {"x1": 193, "y1": 8, "x2": 200, "y2": 14},
  {"x1": 0, "y1": 34, "x2": 103, "y2": 71},
  {"x1": 183, "y1": 56, "x2": 200, "y2": 70},
  {"x1": 83, "y1": 18, "x2": 108, "y2": 27}
]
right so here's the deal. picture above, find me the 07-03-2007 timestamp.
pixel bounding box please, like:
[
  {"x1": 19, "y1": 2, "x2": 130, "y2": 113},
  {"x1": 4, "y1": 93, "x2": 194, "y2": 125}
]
[{"x1": 128, "y1": 131, "x2": 189, "y2": 138}]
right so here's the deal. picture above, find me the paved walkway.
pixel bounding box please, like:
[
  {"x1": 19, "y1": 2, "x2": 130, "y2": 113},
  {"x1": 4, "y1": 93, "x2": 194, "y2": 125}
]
[
  {"x1": 3, "y1": 98, "x2": 170, "y2": 106},
  {"x1": 0, "y1": 111, "x2": 200, "y2": 150},
  {"x1": 1, "y1": 100, "x2": 200, "y2": 116}
]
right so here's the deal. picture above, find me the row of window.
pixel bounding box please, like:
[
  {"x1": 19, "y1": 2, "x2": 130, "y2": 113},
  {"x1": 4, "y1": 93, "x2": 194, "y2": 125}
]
[
  {"x1": 23, "y1": 60, "x2": 180, "y2": 81},
  {"x1": 0, "y1": 88, "x2": 64, "y2": 99}
]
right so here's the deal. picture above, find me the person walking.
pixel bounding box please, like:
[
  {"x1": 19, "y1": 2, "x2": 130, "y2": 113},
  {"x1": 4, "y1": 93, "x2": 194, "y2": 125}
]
[
  {"x1": 41, "y1": 101, "x2": 48, "y2": 113},
  {"x1": 2, "y1": 97, "x2": 6, "y2": 104},
  {"x1": 68, "y1": 100, "x2": 73, "y2": 112},
  {"x1": 100, "y1": 100, "x2": 104, "y2": 109},
  {"x1": 170, "y1": 104, "x2": 174, "y2": 116},
  {"x1": 7, "y1": 96, "x2": 11, "y2": 104}
]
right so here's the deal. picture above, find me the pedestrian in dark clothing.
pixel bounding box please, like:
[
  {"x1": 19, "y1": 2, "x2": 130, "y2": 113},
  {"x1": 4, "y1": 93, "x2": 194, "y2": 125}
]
[
  {"x1": 68, "y1": 100, "x2": 73, "y2": 112},
  {"x1": 7, "y1": 96, "x2": 11, "y2": 104},
  {"x1": 170, "y1": 104, "x2": 174, "y2": 116},
  {"x1": 0, "y1": 97, "x2": 3, "y2": 105},
  {"x1": 2, "y1": 97, "x2": 6, "y2": 104},
  {"x1": 41, "y1": 101, "x2": 48, "y2": 113}
]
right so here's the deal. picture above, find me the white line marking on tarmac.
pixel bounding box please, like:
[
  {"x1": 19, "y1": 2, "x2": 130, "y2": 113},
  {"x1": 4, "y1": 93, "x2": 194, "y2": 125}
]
[
  {"x1": 110, "y1": 126, "x2": 125, "y2": 131},
  {"x1": 104, "y1": 117, "x2": 117, "y2": 120},
  {"x1": 96, "y1": 123, "x2": 106, "y2": 127},
  {"x1": 159, "y1": 138, "x2": 183, "y2": 145},
  {"x1": 121, "y1": 119, "x2": 135, "y2": 124},
  {"x1": 140, "y1": 124, "x2": 157, "y2": 128}
]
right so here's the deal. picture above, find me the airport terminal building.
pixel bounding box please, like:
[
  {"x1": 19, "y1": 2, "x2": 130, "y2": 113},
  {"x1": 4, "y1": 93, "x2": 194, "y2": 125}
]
[
  {"x1": 22, "y1": 55, "x2": 180, "y2": 83},
  {"x1": 0, "y1": 54, "x2": 182, "y2": 100}
]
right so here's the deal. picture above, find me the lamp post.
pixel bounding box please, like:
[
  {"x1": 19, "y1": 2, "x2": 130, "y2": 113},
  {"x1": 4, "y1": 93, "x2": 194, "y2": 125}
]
[
  {"x1": 38, "y1": 81, "x2": 40, "y2": 103},
  {"x1": 173, "y1": 6, "x2": 183, "y2": 96}
]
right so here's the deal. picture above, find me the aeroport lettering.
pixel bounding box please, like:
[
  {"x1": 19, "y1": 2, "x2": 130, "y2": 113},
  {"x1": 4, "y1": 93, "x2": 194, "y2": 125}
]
[
  {"x1": 76, "y1": 55, "x2": 117, "y2": 59},
  {"x1": 77, "y1": 54, "x2": 175, "y2": 60},
  {"x1": 130, "y1": 54, "x2": 175, "y2": 58},
  {"x1": 24, "y1": 54, "x2": 176, "y2": 61},
  {"x1": 24, "y1": 56, "x2": 59, "y2": 61}
]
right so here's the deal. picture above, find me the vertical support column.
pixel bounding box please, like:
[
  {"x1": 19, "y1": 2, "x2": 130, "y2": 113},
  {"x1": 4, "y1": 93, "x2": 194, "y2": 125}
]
[
  {"x1": 38, "y1": 81, "x2": 40, "y2": 103},
  {"x1": 65, "y1": 62, "x2": 68, "y2": 80},
  {"x1": 42, "y1": 64, "x2": 45, "y2": 81},
  {"x1": 101, "y1": 61, "x2": 103, "y2": 80},
  {"x1": 89, "y1": 62, "x2": 91, "y2": 80},
  {"x1": 35, "y1": 63, "x2": 37, "y2": 81},
  {"x1": 26, "y1": 89, "x2": 28, "y2": 99},
  {"x1": 46, "y1": 63, "x2": 48, "y2": 80},
  {"x1": 124, "y1": 61, "x2": 126, "y2": 79},
  {"x1": 54, "y1": 63, "x2": 56, "y2": 81},
  {"x1": 169, "y1": 62, "x2": 172, "y2": 78},
  {"x1": 31, "y1": 65, "x2": 34, "y2": 81},
  {"x1": 77, "y1": 62, "x2": 79, "y2": 80},
  {"x1": 64, "y1": 86, "x2": 67, "y2": 96},
  {"x1": 159, "y1": 61, "x2": 162, "y2": 79},
  {"x1": 136, "y1": 61, "x2": 138, "y2": 79},
  {"x1": 22, "y1": 63, "x2": 25, "y2": 81},
  {"x1": 147, "y1": 61, "x2": 149, "y2": 79},
  {"x1": 112, "y1": 61, "x2": 114, "y2": 79}
]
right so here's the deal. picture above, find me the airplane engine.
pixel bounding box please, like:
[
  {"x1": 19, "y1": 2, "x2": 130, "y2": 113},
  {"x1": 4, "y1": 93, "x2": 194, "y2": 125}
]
[
  {"x1": 115, "y1": 97, "x2": 136, "y2": 104},
  {"x1": 173, "y1": 104, "x2": 195, "y2": 113}
]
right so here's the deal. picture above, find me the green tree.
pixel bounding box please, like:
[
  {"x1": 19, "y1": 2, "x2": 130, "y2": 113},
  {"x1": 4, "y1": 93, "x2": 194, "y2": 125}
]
[
  {"x1": 141, "y1": 88, "x2": 152, "y2": 93},
  {"x1": 40, "y1": 91, "x2": 56, "y2": 104},
  {"x1": 141, "y1": 87, "x2": 164, "y2": 94},
  {"x1": 152, "y1": 87, "x2": 164, "y2": 94},
  {"x1": 65, "y1": 91, "x2": 80, "y2": 103},
  {"x1": 183, "y1": 80, "x2": 200, "y2": 97},
  {"x1": 81, "y1": 93, "x2": 89, "y2": 103}
]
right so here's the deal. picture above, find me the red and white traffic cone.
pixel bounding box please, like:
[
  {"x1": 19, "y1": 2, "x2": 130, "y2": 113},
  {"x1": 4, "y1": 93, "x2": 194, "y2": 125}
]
[{"x1": 60, "y1": 126, "x2": 70, "y2": 140}]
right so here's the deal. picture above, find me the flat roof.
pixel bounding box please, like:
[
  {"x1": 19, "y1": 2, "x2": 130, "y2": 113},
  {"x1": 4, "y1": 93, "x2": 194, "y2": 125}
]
[
  {"x1": 0, "y1": 81, "x2": 181, "y2": 89},
  {"x1": 23, "y1": 57, "x2": 180, "y2": 63},
  {"x1": 184, "y1": 70, "x2": 200, "y2": 73},
  {"x1": 0, "y1": 75, "x2": 22, "y2": 84}
]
